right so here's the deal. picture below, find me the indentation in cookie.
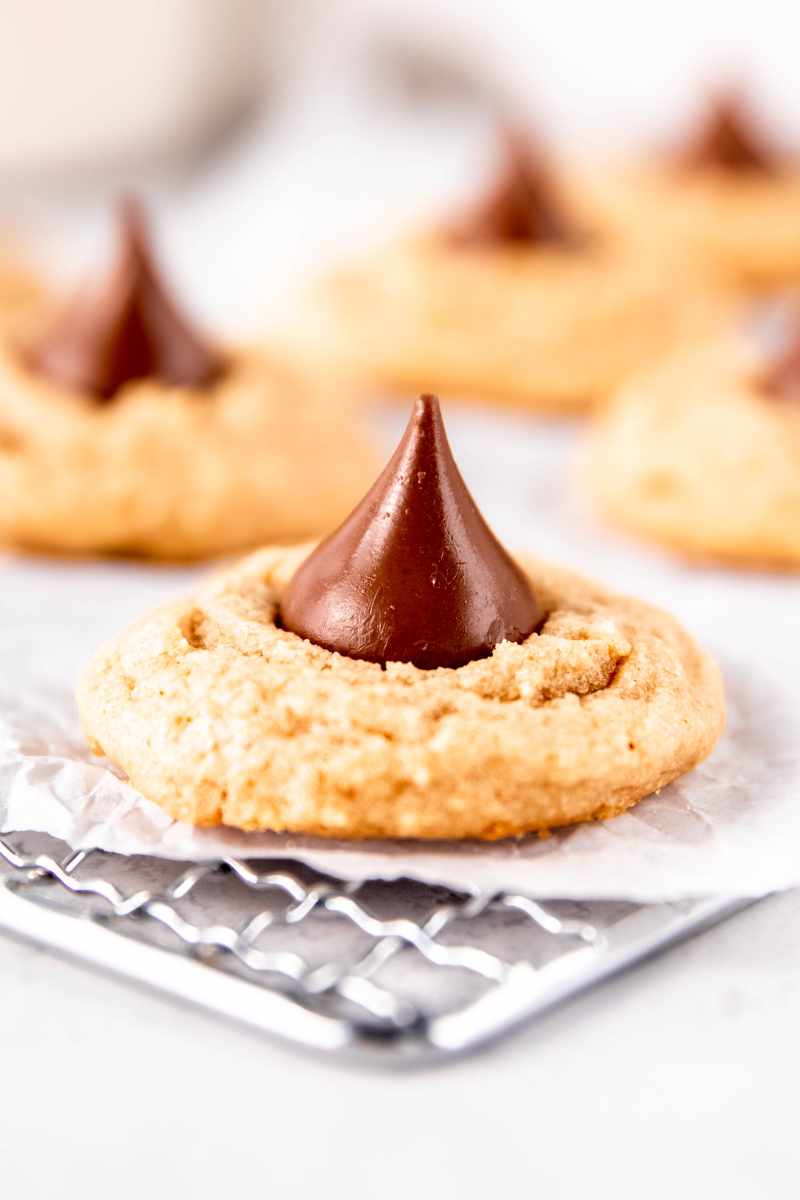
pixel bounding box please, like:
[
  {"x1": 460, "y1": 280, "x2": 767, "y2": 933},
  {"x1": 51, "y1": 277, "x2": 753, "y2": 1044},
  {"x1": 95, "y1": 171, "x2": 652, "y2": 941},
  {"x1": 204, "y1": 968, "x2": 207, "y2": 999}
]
[
  {"x1": 188, "y1": 577, "x2": 631, "y2": 712},
  {"x1": 454, "y1": 623, "x2": 630, "y2": 705}
]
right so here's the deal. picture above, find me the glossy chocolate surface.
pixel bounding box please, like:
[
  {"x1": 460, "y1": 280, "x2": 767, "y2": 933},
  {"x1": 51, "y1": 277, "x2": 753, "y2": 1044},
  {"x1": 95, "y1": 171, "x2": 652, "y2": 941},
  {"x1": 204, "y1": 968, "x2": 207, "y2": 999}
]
[
  {"x1": 27, "y1": 198, "x2": 225, "y2": 401},
  {"x1": 280, "y1": 394, "x2": 544, "y2": 669}
]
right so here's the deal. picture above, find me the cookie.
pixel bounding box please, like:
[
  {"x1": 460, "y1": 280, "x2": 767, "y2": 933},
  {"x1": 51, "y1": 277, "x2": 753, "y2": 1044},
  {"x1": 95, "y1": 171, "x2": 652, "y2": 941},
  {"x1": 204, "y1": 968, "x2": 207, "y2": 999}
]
[
  {"x1": 0, "y1": 199, "x2": 377, "y2": 559},
  {"x1": 78, "y1": 543, "x2": 724, "y2": 839},
  {"x1": 78, "y1": 396, "x2": 724, "y2": 840},
  {"x1": 285, "y1": 130, "x2": 730, "y2": 413},
  {"x1": 586, "y1": 168, "x2": 800, "y2": 293},
  {"x1": 0, "y1": 343, "x2": 379, "y2": 560},
  {"x1": 582, "y1": 92, "x2": 800, "y2": 291},
  {"x1": 585, "y1": 332, "x2": 800, "y2": 568}
]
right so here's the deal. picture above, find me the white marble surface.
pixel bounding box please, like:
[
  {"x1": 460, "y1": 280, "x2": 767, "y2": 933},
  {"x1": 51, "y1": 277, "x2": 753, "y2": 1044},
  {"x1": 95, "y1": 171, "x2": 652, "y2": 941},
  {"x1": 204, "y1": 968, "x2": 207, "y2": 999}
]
[{"x1": 2, "y1": 57, "x2": 800, "y2": 1200}]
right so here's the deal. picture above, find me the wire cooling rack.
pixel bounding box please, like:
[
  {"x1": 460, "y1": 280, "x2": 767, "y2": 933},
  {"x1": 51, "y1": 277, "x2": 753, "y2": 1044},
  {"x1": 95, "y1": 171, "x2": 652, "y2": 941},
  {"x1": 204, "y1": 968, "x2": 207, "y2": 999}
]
[{"x1": 0, "y1": 830, "x2": 754, "y2": 1063}]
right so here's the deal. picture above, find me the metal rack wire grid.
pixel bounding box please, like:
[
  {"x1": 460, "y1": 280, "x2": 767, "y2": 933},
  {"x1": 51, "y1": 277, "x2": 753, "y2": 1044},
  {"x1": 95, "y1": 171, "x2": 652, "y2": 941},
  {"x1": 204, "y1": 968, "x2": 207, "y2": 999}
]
[{"x1": 0, "y1": 831, "x2": 752, "y2": 1063}]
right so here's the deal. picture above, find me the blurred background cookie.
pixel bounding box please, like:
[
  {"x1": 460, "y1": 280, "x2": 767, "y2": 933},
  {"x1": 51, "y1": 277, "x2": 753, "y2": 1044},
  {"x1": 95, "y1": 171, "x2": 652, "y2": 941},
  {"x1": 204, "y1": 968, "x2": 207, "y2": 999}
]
[
  {"x1": 585, "y1": 309, "x2": 800, "y2": 569},
  {"x1": 582, "y1": 87, "x2": 800, "y2": 292},
  {"x1": 286, "y1": 125, "x2": 732, "y2": 414},
  {"x1": 0, "y1": 201, "x2": 377, "y2": 560}
]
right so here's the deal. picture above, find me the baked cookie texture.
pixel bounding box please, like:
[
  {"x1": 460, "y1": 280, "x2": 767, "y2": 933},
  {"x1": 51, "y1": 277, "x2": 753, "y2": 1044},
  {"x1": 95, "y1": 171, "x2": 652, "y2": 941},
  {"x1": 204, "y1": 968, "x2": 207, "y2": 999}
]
[
  {"x1": 582, "y1": 162, "x2": 800, "y2": 290},
  {"x1": 0, "y1": 344, "x2": 377, "y2": 560},
  {"x1": 586, "y1": 338, "x2": 800, "y2": 568},
  {"x1": 286, "y1": 232, "x2": 731, "y2": 414},
  {"x1": 78, "y1": 544, "x2": 725, "y2": 840}
]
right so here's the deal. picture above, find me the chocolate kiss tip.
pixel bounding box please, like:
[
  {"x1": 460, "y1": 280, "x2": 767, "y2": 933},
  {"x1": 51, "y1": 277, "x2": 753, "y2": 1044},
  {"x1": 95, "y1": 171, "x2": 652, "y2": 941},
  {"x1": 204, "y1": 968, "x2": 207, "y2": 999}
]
[
  {"x1": 448, "y1": 125, "x2": 581, "y2": 249},
  {"x1": 679, "y1": 91, "x2": 776, "y2": 173},
  {"x1": 26, "y1": 196, "x2": 226, "y2": 402},
  {"x1": 280, "y1": 393, "x2": 544, "y2": 670}
]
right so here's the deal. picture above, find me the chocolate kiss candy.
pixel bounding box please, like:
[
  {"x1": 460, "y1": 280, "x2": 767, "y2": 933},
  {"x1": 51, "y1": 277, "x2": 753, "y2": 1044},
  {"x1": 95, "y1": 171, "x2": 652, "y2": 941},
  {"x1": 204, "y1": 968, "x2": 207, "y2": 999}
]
[
  {"x1": 678, "y1": 92, "x2": 777, "y2": 173},
  {"x1": 448, "y1": 128, "x2": 583, "y2": 248},
  {"x1": 27, "y1": 198, "x2": 225, "y2": 401},
  {"x1": 281, "y1": 394, "x2": 544, "y2": 669}
]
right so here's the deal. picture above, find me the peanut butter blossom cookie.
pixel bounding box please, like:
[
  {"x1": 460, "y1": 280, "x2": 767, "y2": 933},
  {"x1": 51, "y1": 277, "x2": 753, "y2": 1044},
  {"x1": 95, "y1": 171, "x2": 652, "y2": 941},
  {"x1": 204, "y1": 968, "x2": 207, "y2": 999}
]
[
  {"x1": 79, "y1": 395, "x2": 724, "y2": 839},
  {"x1": 584, "y1": 89, "x2": 800, "y2": 290},
  {"x1": 0, "y1": 200, "x2": 376, "y2": 559},
  {"x1": 288, "y1": 127, "x2": 728, "y2": 413},
  {"x1": 587, "y1": 315, "x2": 800, "y2": 569}
]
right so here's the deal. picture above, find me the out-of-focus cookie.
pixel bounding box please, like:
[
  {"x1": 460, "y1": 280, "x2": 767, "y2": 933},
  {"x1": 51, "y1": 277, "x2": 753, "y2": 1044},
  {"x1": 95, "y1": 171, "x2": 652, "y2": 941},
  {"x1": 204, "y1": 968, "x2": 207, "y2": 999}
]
[
  {"x1": 586, "y1": 317, "x2": 800, "y2": 568},
  {"x1": 583, "y1": 90, "x2": 800, "y2": 291},
  {"x1": 0, "y1": 200, "x2": 377, "y2": 560},
  {"x1": 79, "y1": 395, "x2": 724, "y2": 840},
  {"x1": 286, "y1": 128, "x2": 731, "y2": 414}
]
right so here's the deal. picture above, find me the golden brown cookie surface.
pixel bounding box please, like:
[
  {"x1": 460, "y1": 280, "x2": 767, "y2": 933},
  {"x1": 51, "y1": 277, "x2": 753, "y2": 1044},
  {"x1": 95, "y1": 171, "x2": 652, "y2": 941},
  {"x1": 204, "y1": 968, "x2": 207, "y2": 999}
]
[
  {"x1": 288, "y1": 232, "x2": 730, "y2": 414},
  {"x1": 583, "y1": 161, "x2": 800, "y2": 291},
  {"x1": 586, "y1": 337, "x2": 800, "y2": 568},
  {"x1": 0, "y1": 344, "x2": 377, "y2": 560},
  {"x1": 77, "y1": 544, "x2": 724, "y2": 840}
]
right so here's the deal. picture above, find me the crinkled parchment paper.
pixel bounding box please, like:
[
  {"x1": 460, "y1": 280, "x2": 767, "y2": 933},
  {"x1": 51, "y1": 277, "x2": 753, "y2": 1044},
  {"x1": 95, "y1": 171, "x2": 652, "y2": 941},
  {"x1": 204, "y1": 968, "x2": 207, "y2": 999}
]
[{"x1": 1, "y1": 658, "x2": 797, "y2": 902}]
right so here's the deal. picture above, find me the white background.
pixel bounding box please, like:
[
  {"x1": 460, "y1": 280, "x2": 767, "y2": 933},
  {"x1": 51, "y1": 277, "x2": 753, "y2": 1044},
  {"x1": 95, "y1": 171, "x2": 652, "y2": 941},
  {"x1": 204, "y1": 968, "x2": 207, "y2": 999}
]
[{"x1": 2, "y1": 5, "x2": 800, "y2": 1197}]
